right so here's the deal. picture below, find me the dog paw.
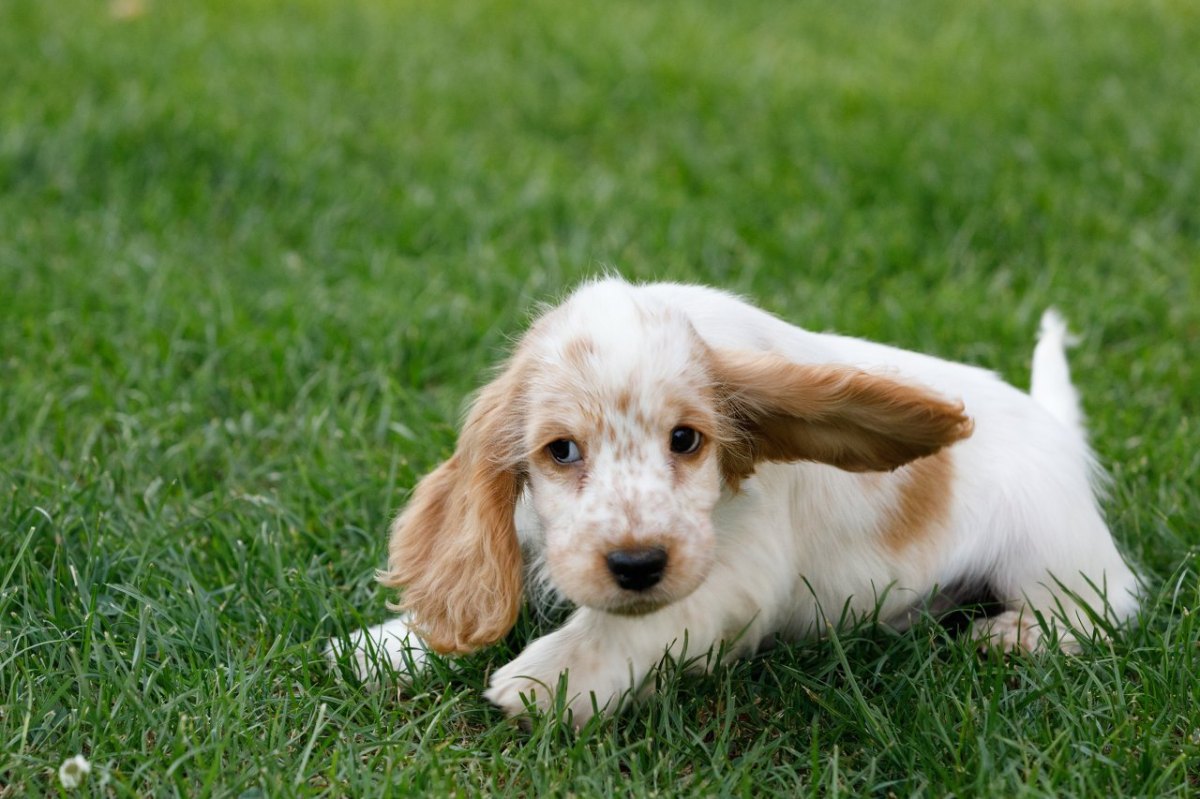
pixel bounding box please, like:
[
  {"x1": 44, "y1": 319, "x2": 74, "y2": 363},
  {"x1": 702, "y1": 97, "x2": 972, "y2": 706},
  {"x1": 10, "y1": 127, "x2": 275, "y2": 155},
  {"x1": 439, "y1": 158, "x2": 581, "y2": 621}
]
[
  {"x1": 483, "y1": 637, "x2": 639, "y2": 728},
  {"x1": 971, "y1": 610, "x2": 1081, "y2": 654},
  {"x1": 325, "y1": 616, "x2": 430, "y2": 686}
]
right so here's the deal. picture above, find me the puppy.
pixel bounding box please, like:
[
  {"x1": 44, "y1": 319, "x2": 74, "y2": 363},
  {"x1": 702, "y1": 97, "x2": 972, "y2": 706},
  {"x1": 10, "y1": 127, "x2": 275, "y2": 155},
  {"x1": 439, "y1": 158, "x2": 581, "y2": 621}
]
[{"x1": 328, "y1": 278, "x2": 1139, "y2": 725}]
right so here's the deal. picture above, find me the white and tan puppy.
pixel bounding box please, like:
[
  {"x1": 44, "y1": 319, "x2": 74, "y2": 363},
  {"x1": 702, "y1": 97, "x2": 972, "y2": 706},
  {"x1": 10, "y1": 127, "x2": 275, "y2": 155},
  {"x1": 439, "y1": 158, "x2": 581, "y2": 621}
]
[{"x1": 329, "y1": 278, "x2": 1139, "y2": 726}]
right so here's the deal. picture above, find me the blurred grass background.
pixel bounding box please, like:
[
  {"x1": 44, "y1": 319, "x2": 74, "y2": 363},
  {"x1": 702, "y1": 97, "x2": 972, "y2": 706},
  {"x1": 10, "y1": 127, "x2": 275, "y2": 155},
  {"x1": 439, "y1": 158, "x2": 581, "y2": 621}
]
[{"x1": 1, "y1": 0, "x2": 1198, "y2": 795}]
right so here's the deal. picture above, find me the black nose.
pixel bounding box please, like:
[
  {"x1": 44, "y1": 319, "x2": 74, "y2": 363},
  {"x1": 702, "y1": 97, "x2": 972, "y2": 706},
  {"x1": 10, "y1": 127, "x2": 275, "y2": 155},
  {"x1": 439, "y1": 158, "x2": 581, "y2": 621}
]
[{"x1": 605, "y1": 547, "x2": 668, "y2": 591}]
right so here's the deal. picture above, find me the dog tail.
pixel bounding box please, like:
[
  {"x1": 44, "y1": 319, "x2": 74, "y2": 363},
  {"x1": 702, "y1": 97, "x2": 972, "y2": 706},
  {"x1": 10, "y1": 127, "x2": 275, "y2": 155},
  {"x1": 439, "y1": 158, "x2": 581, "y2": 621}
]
[{"x1": 1030, "y1": 308, "x2": 1085, "y2": 438}]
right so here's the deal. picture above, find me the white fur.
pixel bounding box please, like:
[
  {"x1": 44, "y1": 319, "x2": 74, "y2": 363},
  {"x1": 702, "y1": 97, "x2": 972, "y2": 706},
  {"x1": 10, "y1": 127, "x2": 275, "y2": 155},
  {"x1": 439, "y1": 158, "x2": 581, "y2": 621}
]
[{"x1": 329, "y1": 279, "x2": 1139, "y2": 726}]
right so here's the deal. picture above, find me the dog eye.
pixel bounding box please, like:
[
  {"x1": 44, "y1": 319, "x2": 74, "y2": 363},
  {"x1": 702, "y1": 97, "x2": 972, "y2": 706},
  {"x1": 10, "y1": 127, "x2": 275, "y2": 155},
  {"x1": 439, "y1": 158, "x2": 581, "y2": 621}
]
[
  {"x1": 669, "y1": 426, "x2": 702, "y2": 455},
  {"x1": 546, "y1": 439, "x2": 582, "y2": 464}
]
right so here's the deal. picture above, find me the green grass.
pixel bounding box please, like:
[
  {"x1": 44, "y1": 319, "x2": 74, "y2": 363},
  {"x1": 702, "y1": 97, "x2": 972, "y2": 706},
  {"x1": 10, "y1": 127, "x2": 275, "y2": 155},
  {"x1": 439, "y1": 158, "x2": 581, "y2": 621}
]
[{"x1": 2, "y1": 0, "x2": 1198, "y2": 794}]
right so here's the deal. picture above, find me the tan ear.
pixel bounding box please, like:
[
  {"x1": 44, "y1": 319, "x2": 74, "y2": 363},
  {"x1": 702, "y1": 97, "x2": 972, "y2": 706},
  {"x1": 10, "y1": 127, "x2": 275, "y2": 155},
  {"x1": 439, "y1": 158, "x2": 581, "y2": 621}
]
[
  {"x1": 377, "y1": 357, "x2": 527, "y2": 655},
  {"x1": 711, "y1": 349, "x2": 973, "y2": 484}
]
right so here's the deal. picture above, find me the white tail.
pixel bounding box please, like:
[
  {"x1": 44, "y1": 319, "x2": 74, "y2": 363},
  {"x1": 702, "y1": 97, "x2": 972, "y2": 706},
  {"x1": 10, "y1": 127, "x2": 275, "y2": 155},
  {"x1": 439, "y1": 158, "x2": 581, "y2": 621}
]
[{"x1": 1030, "y1": 308, "x2": 1084, "y2": 437}]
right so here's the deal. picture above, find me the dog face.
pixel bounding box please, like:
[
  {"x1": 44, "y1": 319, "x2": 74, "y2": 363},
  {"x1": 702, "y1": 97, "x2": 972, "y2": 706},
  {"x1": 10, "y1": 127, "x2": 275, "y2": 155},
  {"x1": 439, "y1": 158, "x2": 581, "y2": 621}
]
[
  {"x1": 521, "y1": 293, "x2": 725, "y2": 615},
  {"x1": 378, "y1": 280, "x2": 972, "y2": 654}
]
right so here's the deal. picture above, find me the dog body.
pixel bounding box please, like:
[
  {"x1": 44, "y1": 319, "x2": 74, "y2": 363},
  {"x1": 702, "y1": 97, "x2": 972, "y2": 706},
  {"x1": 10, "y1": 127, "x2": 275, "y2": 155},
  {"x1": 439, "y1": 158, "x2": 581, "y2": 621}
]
[{"x1": 331, "y1": 279, "x2": 1139, "y2": 725}]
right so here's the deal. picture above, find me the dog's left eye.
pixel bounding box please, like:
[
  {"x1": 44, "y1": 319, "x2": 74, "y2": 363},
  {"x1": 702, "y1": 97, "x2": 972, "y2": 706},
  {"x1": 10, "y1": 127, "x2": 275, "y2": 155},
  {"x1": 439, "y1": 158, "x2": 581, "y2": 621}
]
[
  {"x1": 669, "y1": 426, "x2": 702, "y2": 455},
  {"x1": 547, "y1": 439, "x2": 582, "y2": 464}
]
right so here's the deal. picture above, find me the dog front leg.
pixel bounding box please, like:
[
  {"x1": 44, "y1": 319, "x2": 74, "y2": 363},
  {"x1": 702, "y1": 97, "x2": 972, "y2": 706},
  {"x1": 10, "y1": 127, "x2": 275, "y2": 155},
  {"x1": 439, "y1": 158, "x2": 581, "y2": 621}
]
[
  {"x1": 483, "y1": 590, "x2": 750, "y2": 728},
  {"x1": 326, "y1": 614, "x2": 431, "y2": 686}
]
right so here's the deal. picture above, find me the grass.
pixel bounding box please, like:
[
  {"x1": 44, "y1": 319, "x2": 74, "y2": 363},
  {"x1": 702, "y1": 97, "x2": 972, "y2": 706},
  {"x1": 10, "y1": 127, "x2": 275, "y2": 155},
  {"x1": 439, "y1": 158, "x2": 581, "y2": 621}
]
[{"x1": 2, "y1": 0, "x2": 1198, "y2": 794}]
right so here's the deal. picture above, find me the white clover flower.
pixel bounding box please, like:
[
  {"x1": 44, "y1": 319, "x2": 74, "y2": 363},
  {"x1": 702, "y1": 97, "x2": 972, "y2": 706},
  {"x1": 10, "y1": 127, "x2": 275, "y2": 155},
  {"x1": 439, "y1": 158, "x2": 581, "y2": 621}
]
[{"x1": 58, "y1": 755, "x2": 91, "y2": 790}]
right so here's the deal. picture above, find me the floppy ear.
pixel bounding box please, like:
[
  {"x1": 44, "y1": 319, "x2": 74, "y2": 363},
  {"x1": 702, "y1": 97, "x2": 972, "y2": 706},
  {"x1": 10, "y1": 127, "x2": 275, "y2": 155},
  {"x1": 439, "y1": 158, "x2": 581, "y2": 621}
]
[
  {"x1": 377, "y1": 356, "x2": 527, "y2": 655},
  {"x1": 711, "y1": 349, "x2": 973, "y2": 485}
]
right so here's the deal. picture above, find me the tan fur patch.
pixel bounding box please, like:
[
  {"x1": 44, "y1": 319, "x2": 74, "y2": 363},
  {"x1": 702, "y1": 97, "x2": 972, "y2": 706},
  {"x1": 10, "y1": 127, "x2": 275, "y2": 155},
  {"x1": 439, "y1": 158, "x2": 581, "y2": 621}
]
[
  {"x1": 710, "y1": 348, "x2": 973, "y2": 485},
  {"x1": 563, "y1": 336, "x2": 595, "y2": 367},
  {"x1": 881, "y1": 450, "x2": 954, "y2": 551},
  {"x1": 610, "y1": 534, "x2": 660, "y2": 553},
  {"x1": 377, "y1": 350, "x2": 530, "y2": 655}
]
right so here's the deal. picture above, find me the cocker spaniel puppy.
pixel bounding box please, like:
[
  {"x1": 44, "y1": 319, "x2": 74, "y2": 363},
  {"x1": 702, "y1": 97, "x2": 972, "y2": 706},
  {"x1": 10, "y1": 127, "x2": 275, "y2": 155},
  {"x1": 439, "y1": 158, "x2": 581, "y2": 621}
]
[{"x1": 328, "y1": 278, "x2": 1139, "y2": 726}]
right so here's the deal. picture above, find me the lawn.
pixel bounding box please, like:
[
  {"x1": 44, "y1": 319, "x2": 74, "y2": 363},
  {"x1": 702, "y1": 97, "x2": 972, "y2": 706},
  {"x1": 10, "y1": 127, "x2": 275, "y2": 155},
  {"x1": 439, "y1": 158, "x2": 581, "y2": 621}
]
[{"x1": 2, "y1": 0, "x2": 1198, "y2": 795}]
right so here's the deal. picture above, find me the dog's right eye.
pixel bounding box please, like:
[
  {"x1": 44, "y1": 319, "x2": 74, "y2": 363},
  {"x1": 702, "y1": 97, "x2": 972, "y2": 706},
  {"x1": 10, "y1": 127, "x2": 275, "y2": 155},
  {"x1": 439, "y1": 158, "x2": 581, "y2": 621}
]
[
  {"x1": 669, "y1": 426, "x2": 702, "y2": 455},
  {"x1": 547, "y1": 439, "x2": 582, "y2": 464}
]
